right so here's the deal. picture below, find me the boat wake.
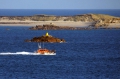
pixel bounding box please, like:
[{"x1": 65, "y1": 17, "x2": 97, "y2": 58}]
[{"x1": 0, "y1": 51, "x2": 56, "y2": 55}]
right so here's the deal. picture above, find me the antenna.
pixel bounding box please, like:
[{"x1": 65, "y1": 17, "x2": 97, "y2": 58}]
[{"x1": 38, "y1": 43, "x2": 41, "y2": 49}]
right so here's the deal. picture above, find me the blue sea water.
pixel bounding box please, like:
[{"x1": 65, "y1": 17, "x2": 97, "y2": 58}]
[
  {"x1": 0, "y1": 9, "x2": 120, "y2": 79},
  {"x1": 0, "y1": 9, "x2": 120, "y2": 17},
  {"x1": 0, "y1": 26, "x2": 120, "y2": 79}
]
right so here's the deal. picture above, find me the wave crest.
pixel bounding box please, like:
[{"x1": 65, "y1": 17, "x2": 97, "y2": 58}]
[{"x1": 0, "y1": 51, "x2": 56, "y2": 55}]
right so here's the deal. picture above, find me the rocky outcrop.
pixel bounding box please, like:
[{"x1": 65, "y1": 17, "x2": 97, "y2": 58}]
[
  {"x1": 25, "y1": 33, "x2": 65, "y2": 43},
  {"x1": 29, "y1": 24, "x2": 77, "y2": 30},
  {"x1": 89, "y1": 17, "x2": 120, "y2": 28},
  {"x1": 90, "y1": 20, "x2": 110, "y2": 28}
]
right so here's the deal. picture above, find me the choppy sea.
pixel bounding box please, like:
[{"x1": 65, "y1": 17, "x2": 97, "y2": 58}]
[{"x1": 0, "y1": 9, "x2": 120, "y2": 79}]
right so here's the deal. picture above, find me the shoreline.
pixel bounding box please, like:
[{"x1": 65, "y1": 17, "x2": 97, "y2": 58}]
[
  {"x1": 0, "y1": 21, "x2": 92, "y2": 27},
  {"x1": 0, "y1": 21, "x2": 120, "y2": 28}
]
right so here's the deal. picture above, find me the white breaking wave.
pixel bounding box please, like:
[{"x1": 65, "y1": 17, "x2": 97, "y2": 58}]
[{"x1": 0, "y1": 51, "x2": 56, "y2": 55}]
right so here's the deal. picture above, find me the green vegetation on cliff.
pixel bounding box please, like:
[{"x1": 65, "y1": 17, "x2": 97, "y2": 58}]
[{"x1": 0, "y1": 14, "x2": 118, "y2": 21}]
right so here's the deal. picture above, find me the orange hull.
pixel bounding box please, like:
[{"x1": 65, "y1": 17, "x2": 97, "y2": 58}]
[{"x1": 36, "y1": 48, "x2": 55, "y2": 54}]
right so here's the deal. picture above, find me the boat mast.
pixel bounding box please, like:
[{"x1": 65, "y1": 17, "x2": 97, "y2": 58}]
[{"x1": 38, "y1": 43, "x2": 41, "y2": 49}]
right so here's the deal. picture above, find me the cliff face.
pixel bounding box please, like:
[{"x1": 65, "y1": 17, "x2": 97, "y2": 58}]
[{"x1": 0, "y1": 14, "x2": 120, "y2": 28}]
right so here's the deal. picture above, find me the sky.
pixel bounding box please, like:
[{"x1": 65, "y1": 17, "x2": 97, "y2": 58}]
[{"x1": 0, "y1": 0, "x2": 120, "y2": 9}]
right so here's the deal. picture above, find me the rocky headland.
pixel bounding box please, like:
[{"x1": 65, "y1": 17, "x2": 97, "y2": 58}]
[{"x1": 0, "y1": 14, "x2": 120, "y2": 28}]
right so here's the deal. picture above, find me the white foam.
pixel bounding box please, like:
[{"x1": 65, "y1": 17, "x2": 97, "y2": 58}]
[{"x1": 0, "y1": 51, "x2": 56, "y2": 55}]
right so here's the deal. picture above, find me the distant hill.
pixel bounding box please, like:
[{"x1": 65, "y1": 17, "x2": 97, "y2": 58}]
[{"x1": 0, "y1": 14, "x2": 120, "y2": 28}]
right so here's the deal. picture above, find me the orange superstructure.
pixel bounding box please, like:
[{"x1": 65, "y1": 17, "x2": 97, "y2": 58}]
[
  {"x1": 37, "y1": 49, "x2": 54, "y2": 54},
  {"x1": 37, "y1": 48, "x2": 55, "y2": 54}
]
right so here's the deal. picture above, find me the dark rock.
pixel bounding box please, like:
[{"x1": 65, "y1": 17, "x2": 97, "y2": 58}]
[
  {"x1": 25, "y1": 33, "x2": 65, "y2": 43},
  {"x1": 29, "y1": 24, "x2": 77, "y2": 30}
]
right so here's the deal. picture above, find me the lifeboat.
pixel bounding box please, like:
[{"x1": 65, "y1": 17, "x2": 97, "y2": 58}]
[
  {"x1": 36, "y1": 43, "x2": 55, "y2": 55},
  {"x1": 37, "y1": 48, "x2": 55, "y2": 55}
]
